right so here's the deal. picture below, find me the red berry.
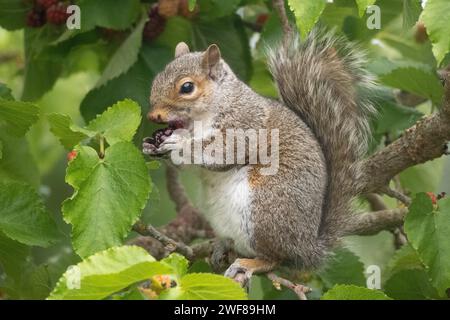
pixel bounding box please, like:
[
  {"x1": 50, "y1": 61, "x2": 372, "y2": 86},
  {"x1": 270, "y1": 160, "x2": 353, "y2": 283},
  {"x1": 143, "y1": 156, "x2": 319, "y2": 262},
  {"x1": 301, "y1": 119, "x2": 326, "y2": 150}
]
[
  {"x1": 143, "y1": 5, "x2": 166, "y2": 42},
  {"x1": 67, "y1": 150, "x2": 78, "y2": 162},
  {"x1": 26, "y1": 9, "x2": 46, "y2": 28},
  {"x1": 46, "y1": 3, "x2": 69, "y2": 25},
  {"x1": 37, "y1": 0, "x2": 58, "y2": 10},
  {"x1": 256, "y1": 13, "x2": 269, "y2": 27},
  {"x1": 426, "y1": 192, "x2": 437, "y2": 205}
]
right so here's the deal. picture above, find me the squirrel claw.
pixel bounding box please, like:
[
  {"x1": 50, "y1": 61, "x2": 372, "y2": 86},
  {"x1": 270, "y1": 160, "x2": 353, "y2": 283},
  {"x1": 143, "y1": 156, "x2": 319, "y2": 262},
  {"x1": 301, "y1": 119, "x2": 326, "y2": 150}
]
[{"x1": 224, "y1": 261, "x2": 253, "y2": 289}]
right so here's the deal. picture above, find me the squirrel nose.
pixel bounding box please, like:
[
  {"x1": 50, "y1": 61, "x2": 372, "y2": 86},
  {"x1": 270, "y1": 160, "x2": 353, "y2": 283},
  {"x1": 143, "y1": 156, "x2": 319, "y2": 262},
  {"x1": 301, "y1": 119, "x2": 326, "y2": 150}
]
[{"x1": 147, "y1": 111, "x2": 164, "y2": 123}]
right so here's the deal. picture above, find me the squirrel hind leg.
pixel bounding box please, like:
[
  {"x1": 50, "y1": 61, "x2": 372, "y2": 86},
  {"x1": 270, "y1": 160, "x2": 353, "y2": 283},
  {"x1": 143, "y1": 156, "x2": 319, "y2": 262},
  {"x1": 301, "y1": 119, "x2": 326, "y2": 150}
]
[{"x1": 224, "y1": 258, "x2": 277, "y2": 288}]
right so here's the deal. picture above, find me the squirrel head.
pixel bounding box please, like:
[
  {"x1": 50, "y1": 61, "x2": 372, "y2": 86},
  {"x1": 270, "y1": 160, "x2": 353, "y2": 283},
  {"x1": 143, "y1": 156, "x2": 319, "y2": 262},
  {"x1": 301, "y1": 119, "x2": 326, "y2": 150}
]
[{"x1": 148, "y1": 42, "x2": 236, "y2": 129}]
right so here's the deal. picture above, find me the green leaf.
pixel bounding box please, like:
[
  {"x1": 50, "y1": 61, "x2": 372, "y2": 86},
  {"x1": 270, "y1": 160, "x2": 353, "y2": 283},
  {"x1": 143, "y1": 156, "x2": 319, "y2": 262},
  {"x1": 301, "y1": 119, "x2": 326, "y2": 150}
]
[
  {"x1": 192, "y1": 16, "x2": 252, "y2": 82},
  {"x1": 161, "y1": 253, "x2": 189, "y2": 277},
  {"x1": 0, "y1": 181, "x2": 59, "y2": 247},
  {"x1": 86, "y1": 99, "x2": 142, "y2": 145},
  {"x1": 63, "y1": 142, "x2": 151, "y2": 257},
  {"x1": 355, "y1": 0, "x2": 376, "y2": 17},
  {"x1": 0, "y1": 83, "x2": 14, "y2": 100},
  {"x1": 386, "y1": 244, "x2": 423, "y2": 277},
  {"x1": 48, "y1": 114, "x2": 92, "y2": 150},
  {"x1": 0, "y1": 98, "x2": 39, "y2": 136},
  {"x1": 288, "y1": 0, "x2": 327, "y2": 38},
  {"x1": 197, "y1": 0, "x2": 241, "y2": 20},
  {"x1": 161, "y1": 273, "x2": 247, "y2": 300},
  {"x1": 0, "y1": 130, "x2": 39, "y2": 186},
  {"x1": 0, "y1": 0, "x2": 32, "y2": 30},
  {"x1": 0, "y1": 231, "x2": 30, "y2": 282},
  {"x1": 188, "y1": 0, "x2": 197, "y2": 11},
  {"x1": 371, "y1": 58, "x2": 444, "y2": 105},
  {"x1": 96, "y1": 13, "x2": 147, "y2": 87},
  {"x1": 404, "y1": 193, "x2": 450, "y2": 296},
  {"x1": 384, "y1": 269, "x2": 439, "y2": 300},
  {"x1": 78, "y1": 0, "x2": 141, "y2": 31},
  {"x1": 318, "y1": 248, "x2": 366, "y2": 288},
  {"x1": 322, "y1": 285, "x2": 392, "y2": 300},
  {"x1": 80, "y1": 46, "x2": 172, "y2": 121},
  {"x1": 420, "y1": 0, "x2": 450, "y2": 64},
  {"x1": 48, "y1": 246, "x2": 173, "y2": 300},
  {"x1": 403, "y1": 0, "x2": 422, "y2": 31}
]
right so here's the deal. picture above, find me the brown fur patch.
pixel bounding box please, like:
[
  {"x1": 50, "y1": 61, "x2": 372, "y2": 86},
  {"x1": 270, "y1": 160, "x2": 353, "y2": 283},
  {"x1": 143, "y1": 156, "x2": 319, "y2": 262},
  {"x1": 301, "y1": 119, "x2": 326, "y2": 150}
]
[{"x1": 248, "y1": 165, "x2": 265, "y2": 188}]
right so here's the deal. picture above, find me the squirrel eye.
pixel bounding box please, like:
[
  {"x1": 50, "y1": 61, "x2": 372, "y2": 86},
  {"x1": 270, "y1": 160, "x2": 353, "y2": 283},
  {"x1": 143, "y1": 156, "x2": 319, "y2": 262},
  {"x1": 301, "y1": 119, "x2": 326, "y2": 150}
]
[{"x1": 180, "y1": 82, "x2": 194, "y2": 94}]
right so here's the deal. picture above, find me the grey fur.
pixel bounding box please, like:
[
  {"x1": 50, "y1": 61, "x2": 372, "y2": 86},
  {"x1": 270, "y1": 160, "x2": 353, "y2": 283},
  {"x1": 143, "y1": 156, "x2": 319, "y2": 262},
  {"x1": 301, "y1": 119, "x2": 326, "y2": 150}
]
[{"x1": 148, "y1": 29, "x2": 374, "y2": 270}]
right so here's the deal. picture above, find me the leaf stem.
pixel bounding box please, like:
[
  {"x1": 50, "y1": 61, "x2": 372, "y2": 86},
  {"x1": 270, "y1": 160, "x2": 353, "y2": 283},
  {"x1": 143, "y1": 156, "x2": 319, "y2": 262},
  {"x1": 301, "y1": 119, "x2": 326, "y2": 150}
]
[{"x1": 99, "y1": 136, "x2": 105, "y2": 159}]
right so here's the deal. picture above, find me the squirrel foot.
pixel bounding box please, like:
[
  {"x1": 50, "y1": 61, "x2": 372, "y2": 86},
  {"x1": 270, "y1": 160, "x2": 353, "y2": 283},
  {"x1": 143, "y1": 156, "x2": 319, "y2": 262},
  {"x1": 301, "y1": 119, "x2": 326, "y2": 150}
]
[{"x1": 224, "y1": 258, "x2": 277, "y2": 289}]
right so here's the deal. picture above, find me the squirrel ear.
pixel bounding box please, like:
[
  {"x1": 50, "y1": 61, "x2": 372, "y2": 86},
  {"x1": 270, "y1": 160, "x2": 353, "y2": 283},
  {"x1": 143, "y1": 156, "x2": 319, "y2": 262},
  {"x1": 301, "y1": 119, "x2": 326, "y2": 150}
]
[
  {"x1": 175, "y1": 42, "x2": 190, "y2": 58},
  {"x1": 202, "y1": 44, "x2": 221, "y2": 73}
]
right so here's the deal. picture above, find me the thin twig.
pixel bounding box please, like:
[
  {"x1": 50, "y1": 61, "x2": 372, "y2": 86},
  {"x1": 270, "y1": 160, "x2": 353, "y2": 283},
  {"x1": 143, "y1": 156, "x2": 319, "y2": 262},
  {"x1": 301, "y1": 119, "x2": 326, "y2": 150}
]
[
  {"x1": 133, "y1": 220, "x2": 194, "y2": 259},
  {"x1": 381, "y1": 186, "x2": 411, "y2": 206},
  {"x1": 272, "y1": 0, "x2": 292, "y2": 36},
  {"x1": 267, "y1": 272, "x2": 311, "y2": 300}
]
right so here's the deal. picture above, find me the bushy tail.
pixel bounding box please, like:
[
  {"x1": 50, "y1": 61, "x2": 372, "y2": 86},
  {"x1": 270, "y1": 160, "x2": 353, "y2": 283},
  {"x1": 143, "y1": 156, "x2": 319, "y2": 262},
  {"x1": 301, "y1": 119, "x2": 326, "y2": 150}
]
[{"x1": 268, "y1": 29, "x2": 375, "y2": 245}]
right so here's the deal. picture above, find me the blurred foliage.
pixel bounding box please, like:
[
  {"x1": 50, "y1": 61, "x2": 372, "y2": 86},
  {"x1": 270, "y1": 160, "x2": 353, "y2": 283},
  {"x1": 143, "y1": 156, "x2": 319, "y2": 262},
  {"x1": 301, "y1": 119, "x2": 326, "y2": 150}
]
[{"x1": 0, "y1": 0, "x2": 450, "y2": 300}]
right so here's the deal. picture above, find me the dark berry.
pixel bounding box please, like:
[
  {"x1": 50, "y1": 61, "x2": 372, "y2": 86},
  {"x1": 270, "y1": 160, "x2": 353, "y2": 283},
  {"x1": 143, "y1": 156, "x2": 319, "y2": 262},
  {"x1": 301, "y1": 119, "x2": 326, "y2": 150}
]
[
  {"x1": 46, "y1": 3, "x2": 69, "y2": 25},
  {"x1": 37, "y1": 0, "x2": 58, "y2": 9},
  {"x1": 26, "y1": 9, "x2": 46, "y2": 28},
  {"x1": 143, "y1": 5, "x2": 166, "y2": 42}
]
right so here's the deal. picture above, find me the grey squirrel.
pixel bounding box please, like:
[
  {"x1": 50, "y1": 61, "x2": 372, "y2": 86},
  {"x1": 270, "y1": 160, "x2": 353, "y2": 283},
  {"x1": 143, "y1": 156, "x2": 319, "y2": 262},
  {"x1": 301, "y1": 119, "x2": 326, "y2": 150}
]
[{"x1": 143, "y1": 29, "x2": 374, "y2": 282}]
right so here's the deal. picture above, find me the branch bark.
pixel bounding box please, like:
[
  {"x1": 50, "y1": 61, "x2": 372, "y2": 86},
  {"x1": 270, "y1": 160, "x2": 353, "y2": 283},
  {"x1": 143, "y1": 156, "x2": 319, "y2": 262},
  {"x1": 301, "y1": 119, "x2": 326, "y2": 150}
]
[
  {"x1": 361, "y1": 71, "x2": 450, "y2": 194},
  {"x1": 344, "y1": 208, "x2": 408, "y2": 236}
]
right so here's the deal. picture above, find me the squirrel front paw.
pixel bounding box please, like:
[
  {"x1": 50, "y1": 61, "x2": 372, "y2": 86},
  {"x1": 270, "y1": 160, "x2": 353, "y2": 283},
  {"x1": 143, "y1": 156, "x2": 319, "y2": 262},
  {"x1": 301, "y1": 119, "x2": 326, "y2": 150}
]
[{"x1": 142, "y1": 131, "x2": 185, "y2": 156}]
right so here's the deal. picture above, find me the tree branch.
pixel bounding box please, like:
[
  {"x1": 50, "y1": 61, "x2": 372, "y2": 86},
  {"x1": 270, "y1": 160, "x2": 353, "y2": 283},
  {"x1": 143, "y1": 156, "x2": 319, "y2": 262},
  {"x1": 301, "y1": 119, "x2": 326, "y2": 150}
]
[
  {"x1": 132, "y1": 221, "x2": 194, "y2": 259},
  {"x1": 129, "y1": 165, "x2": 213, "y2": 259},
  {"x1": 361, "y1": 71, "x2": 450, "y2": 194},
  {"x1": 344, "y1": 208, "x2": 408, "y2": 236},
  {"x1": 267, "y1": 272, "x2": 311, "y2": 300}
]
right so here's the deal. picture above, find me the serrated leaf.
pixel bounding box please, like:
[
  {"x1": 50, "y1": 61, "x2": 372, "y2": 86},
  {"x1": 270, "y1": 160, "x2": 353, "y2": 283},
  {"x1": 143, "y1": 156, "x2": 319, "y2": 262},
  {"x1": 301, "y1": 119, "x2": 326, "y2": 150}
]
[
  {"x1": 404, "y1": 193, "x2": 450, "y2": 296},
  {"x1": 384, "y1": 269, "x2": 439, "y2": 300},
  {"x1": 322, "y1": 285, "x2": 392, "y2": 300},
  {"x1": 318, "y1": 248, "x2": 366, "y2": 288},
  {"x1": 0, "y1": 98, "x2": 39, "y2": 136},
  {"x1": 386, "y1": 244, "x2": 423, "y2": 278},
  {"x1": 86, "y1": 99, "x2": 141, "y2": 145},
  {"x1": 355, "y1": 0, "x2": 376, "y2": 17},
  {"x1": 80, "y1": 45, "x2": 172, "y2": 121},
  {"x1": 288, "y1": 0, "x2": 326, "y2": 38},
  {"x1": 371, "y1": 58, "x2": 444, "y2": 104},
  {"x1": 0, "y1": 181, "x2": 59, "y2": 247},
  {"x1": 63, "y1": 142, "x2": 150, "y2": 257},
  {"x1": 48, "y1": 114, "x2": 92, "y2": 150},
  {"x1": 96, "y1": 13, "x2": 147, "y2": 88},
  {"x1": 48, "y1": 246, "x2": 173, "y2": 300},
  {"x1": 420, "y1": 0, "x2": 450, "y2": 64},
  {"x1": 161, "y1": 273, "x2": 247, "y2": 300},
  {"x1": 161, "y1": 253, "x2": 189, "y2": 277}
]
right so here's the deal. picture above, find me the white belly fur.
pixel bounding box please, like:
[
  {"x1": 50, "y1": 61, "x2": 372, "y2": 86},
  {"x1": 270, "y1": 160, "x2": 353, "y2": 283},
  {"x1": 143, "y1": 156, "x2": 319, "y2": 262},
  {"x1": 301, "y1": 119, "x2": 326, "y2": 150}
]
[{"x1": 200, "y1": 166, "x2": 255, "y2": 257}]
